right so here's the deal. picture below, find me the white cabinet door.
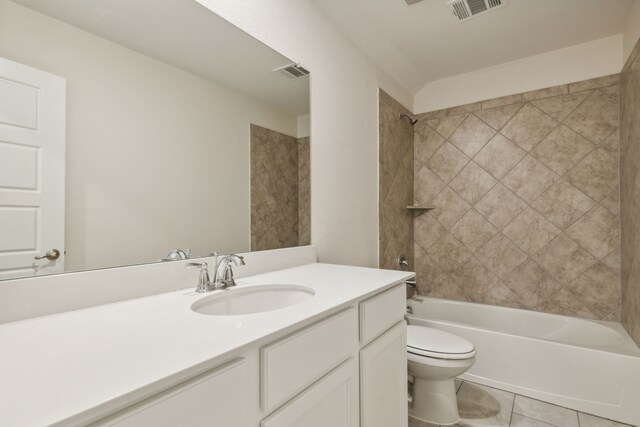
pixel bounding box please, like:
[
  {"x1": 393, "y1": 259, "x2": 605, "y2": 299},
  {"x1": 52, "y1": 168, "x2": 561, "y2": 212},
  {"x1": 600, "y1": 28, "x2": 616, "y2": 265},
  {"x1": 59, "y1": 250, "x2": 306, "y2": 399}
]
[
  {"x1": 94, "y1": 359, "x2": 247, "y2": 427},
  {"x1": 261, "y1": 359, "x2": 359, "y2": 427},
  {"x1": 0, "y1": 56, "x2": 66, "y2": 278},
  {"x1": 360, "y1": 321, "x2": 408, "y2": 427},
  {"x1": 261, "y1": 307, "x2": 358, "y2": 411}
]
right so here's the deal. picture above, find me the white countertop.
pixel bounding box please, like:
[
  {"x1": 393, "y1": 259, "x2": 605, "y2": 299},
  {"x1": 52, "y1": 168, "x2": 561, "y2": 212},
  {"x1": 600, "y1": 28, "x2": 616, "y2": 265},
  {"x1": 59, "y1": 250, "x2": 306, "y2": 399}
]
[{"x1": 0, "y1": 263, "x2": 413, "y2": 426}]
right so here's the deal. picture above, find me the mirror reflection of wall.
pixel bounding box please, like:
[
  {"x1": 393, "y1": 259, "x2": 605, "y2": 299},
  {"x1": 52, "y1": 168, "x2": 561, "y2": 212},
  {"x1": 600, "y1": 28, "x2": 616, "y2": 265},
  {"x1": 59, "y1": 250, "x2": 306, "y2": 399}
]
[
  {"x1": 0, "y1": 0, "x2": 310, "y2": 280},
  {"x1": 250, "y1": 123, "x2": 310, "y2": 251}
]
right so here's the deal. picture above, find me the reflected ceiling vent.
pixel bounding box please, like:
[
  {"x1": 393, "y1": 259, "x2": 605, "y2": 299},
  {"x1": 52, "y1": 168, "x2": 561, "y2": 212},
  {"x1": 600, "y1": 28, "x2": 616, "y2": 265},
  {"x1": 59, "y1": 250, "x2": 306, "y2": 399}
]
[
  {"x1": 275, "y1": 64, "x2": 310, "y2": 80},
  {"x1": 446, "y1": 0, "x2": 507, "y2": 22}
]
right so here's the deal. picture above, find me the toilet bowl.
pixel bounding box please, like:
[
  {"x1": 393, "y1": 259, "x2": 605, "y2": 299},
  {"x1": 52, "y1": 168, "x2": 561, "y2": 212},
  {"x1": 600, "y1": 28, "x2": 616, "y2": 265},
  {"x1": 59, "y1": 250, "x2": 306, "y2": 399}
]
[{"x1": 407, "y1": 325, "x2": 476, "y2": 426}]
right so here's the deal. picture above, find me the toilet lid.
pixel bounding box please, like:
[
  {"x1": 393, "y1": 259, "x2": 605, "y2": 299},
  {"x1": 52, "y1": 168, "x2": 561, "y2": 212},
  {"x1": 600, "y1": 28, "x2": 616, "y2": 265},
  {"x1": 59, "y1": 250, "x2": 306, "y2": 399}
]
[{"x1": 407, "y1": 325, "x2": 475, "y2": 360}]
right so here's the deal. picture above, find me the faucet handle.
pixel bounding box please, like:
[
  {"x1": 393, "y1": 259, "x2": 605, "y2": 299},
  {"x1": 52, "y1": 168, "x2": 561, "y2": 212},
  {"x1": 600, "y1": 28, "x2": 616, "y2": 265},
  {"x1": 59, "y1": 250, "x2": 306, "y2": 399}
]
[
  {"x1": 186, "y1": 262, "x2": 207, "y2": 269},
  {"x1": 186, "y1": 262, "x2": 212, "y2": 293}
]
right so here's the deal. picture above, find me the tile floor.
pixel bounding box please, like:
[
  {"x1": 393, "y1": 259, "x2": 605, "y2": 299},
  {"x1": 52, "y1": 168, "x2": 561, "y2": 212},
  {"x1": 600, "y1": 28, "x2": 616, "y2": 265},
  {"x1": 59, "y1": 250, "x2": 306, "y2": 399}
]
[{"x1": 408, "y1": 380, "x2": 635, "y2": 427}]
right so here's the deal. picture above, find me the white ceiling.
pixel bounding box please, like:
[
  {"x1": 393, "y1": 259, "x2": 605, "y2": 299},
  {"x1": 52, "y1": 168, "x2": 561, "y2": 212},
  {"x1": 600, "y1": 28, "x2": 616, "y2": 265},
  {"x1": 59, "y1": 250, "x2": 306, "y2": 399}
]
[
  {"x1": 309, "y1": 0, "x2": 634, "y2": 94},
  {"x1": 13, "y1": 0, "x2": 310, "y2": 116}
]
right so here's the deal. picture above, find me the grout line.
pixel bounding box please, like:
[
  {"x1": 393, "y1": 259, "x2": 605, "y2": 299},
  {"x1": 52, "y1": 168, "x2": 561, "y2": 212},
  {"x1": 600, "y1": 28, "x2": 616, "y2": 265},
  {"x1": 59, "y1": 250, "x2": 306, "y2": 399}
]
[
  {"x1": 474, "y1": 101, "x2": 527, "y2": 132},
  {"x1": 504, "y1": 89, "x2": 613, "y2": 234},
  {"x1": 412, "y1": 87, "x2": 621, "y2": 311},
  {"x1": 509, "y1": 386, "x2": 517, "y2": 427}
]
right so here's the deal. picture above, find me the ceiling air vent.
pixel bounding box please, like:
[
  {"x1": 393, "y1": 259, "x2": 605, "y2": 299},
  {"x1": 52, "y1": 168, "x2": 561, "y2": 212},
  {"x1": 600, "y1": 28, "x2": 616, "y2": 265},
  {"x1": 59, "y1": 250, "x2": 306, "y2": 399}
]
[
  {"x1": 446, "y1": 0, "x2": 506, "y2": 22},
  {"x1": 275, "y1": 64, "x2": 310, "y2": 80}
]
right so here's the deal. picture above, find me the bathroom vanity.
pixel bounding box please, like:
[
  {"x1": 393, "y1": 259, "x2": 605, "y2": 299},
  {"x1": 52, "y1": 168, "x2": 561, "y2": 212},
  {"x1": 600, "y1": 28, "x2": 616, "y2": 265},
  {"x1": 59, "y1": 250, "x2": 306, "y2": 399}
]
[{"x1": 0, "y1": 260, "x2": 412, "y2": 426}]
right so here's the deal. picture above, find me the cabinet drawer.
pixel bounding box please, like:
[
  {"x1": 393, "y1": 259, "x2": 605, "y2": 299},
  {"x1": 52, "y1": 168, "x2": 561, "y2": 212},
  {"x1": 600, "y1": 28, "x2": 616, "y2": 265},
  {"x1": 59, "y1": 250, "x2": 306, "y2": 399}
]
[
  {"x1": 261, "y1": 307, "x2": 358, "y2": 411},
  {"x1": 359, "y1": 284, "x2": 405, "y2": 345},
  {"x1": 94, "y1": 358, "x2": 247, "y2": 426}
]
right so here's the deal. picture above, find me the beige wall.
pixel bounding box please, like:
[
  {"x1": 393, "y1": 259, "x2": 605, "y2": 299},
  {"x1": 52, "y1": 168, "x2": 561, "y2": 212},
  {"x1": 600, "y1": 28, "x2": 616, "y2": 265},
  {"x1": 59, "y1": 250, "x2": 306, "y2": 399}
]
[
  {"x1": 196, "y1": 0, "x2": 413, "y2": 268},
  {"x1": 414, "y1": 35, "x2": 624, "y2": 114},
  {"x1": 620, "y1": 37, "x2": 640, "y2": 345},
  {"x1": 413, "y1": 76, "x2": 621, "y2": 320},
  {"x1": 0, "y1": 1, "x2": 300, "y2": 271},
  {"x1": 378, "y1": 90, "x2": 414, "y2": 270}
]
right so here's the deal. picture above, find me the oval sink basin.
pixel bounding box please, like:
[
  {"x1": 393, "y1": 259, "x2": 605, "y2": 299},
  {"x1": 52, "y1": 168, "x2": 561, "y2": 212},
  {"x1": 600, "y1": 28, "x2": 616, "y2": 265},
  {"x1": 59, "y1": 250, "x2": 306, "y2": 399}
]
[{"x1": 191, "y1": 284, "x2": 315, "y2": 316}]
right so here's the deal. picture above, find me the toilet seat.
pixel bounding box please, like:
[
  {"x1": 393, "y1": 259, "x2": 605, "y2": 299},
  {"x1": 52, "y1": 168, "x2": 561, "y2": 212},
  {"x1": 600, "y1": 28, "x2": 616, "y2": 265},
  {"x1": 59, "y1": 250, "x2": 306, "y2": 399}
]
[{"x1": 407, "y1": 325, "x2": 475, "y2": 360}]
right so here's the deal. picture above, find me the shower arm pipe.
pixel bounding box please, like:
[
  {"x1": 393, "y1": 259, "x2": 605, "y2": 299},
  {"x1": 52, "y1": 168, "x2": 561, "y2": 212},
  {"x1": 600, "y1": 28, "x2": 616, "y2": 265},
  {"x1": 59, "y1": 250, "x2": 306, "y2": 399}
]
[{"x1": 399, "y1": 113, "x2": 419, "y2": 125}]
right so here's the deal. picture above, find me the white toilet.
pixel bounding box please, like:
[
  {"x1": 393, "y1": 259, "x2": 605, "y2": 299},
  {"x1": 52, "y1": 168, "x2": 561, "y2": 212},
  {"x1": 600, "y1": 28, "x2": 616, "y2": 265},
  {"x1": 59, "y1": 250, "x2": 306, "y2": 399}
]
[{"x1": 407, "y1": 325, "x2": 476, "y2": 425}]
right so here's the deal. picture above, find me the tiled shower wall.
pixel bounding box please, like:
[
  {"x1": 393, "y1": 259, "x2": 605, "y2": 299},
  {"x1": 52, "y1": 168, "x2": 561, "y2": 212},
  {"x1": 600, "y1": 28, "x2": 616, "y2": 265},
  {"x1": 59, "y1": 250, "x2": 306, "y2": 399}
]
[
  {"x1": 379, "y1": 90, "x2": 414, "y2": 270},
  {"x1": 413, "y1": 76, "x2": 621, "y2": 320},
  {"x1": 250, "y1": 124, "x2": 310, "y2": 251},
  {"x1": 298, "y1": 137, "x2": 311, "y2": 247},
  {"x1": 621, "y1": 38, "x2": 640, "y2": 346}
]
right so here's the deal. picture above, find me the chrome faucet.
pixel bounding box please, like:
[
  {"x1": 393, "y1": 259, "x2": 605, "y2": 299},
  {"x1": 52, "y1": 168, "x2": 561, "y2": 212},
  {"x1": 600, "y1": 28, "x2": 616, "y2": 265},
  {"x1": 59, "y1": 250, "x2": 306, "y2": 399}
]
[
  {"x1": 165, "y1": 248, "x2": 191, "y2": 261},
  {"x1": 214, "y1": 254, "x2": 245, "y2": 289},
  {"x1": 186, "y1": 253, "x2": 246, "y2": 292},
  {"x1": 186, "y1": 262, "x2": 213, "y2": 293}
]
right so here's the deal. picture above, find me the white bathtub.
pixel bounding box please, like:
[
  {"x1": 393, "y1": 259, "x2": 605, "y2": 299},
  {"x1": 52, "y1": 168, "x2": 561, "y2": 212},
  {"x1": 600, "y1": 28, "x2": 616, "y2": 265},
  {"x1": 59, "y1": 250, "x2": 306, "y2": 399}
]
[{"x1": 406, "y1": 297, "x2": 640, "y2": 426}]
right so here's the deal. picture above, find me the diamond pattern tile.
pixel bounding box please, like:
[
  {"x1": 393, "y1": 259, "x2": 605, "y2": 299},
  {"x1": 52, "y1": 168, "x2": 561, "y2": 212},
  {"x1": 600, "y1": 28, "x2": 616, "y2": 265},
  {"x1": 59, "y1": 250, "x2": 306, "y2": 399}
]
[
  {"x1": 501, "y1": 104, "x2": 558, "y2": 151},
  {"x1": 531, "y1": 125, "x2": 594, "y2": 175},
  {"x1": 476, "y1": 233, "x2": 528, "y2": 278},
  {"x1": 410, "y1": 76, "x2": 621, "y2": 320},
  {"x1": 566, "y1": 205, "x2": 619, "y2": 259},
  {"x1": 414, "y1": 249, "x2": 470, "y2": 301},
  {"x1": 414, "y1": 212, "x2": 447, "y2": 251},
  {"x1": 564, "y1": 86, "x2": 619, "y2": 144},
  {"x1": 505, "y1": 260, "x2": 564, "y2": 309},
  {"x1": 427, "y1": 233, "x2": 474, "y2": 274},
  {"x1": 600, "y1": 129, "x2": 619, "y2": 156},
  {"x1": 450, "y1": 210, "x2": 499, "y2": 251},
  {"x1": 474, "y1": 103, "x2": 522, "y2": 130},
  {"x1": 601, "y1": 186, "x2": 620, "y2": 216},
  {"x1": 567, "y1": 149, "x2": 618, "y2": 202},
  {"x1": 602, "y1": 247, "x2": 621, "y2": 271},
  {"x1": 533, "y1": 235, "x2": 598, "y2": 284},
  {"x1": 448, "y1": 255, "x2": 501, "y2": 302},
  {"x1": 475, "y1": 183, "x2": 528, "y2": 229},
  {"x1": 414, "y1": 123, "x2": 445, "y2": 170},
  {"x1": 530, "y1": 91, "x2": 590, "y2": 122},
  {"x1": 536, "y1": 287, "x2": 596, "y2": 318},
  {"x1": 427, "y1": 114, "x2": 466, "y2": 138},
  {"x1": 502, "y1": 156, "x2": 558, "y2": 203},
  {"x1": 481, "y1": 282, "x2": 527, "y2": 309},
  {"x1": 531, "y1": 179, "x2": 596, "y2": 229},
  {"x1": 427, "y1": 142, "x2": 470, "y2": 183},
  {"x1": 428, "y1": 186, "x2": 471, "y2": 229},
  {"x1": 450, "y1": 114, "x2": 497, "y2": 157},
  {"x1": 567, "y1": 262, "x2": 621, "y2": 319},
  {"x1": 474, "y1": 133, "x2": 526, "y2": 179},
  {"x1": 415, "y1": 166, "x2": 446, "y2": 204},
  {"x1": 449, "y1": 161, "x2": 498, "y2": 204},
  {"x1": 503, "y1": 208, "x2": 560, "y2": 255}
]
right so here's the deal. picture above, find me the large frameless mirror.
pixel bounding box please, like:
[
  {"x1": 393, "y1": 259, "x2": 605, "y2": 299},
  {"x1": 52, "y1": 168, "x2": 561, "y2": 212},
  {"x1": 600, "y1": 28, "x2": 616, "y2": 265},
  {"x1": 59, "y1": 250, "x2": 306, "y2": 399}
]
[{"x1": 0, "y1": 0, "x2": 310, "y2": 280}]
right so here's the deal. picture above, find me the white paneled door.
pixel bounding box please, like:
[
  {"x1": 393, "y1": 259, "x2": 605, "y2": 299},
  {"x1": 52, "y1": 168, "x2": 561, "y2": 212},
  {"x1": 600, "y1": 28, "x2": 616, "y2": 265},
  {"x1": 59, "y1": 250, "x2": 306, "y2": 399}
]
[{"x1": 0, "y1": 57, "x2": 65, "y2": 278}]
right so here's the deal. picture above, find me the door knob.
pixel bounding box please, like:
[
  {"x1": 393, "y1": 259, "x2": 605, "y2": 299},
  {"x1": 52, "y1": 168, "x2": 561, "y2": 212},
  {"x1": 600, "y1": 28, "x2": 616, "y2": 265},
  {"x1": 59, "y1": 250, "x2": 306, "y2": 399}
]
[{"x1": 34, "y1": 249, "x2": 61, "y2": 261}]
